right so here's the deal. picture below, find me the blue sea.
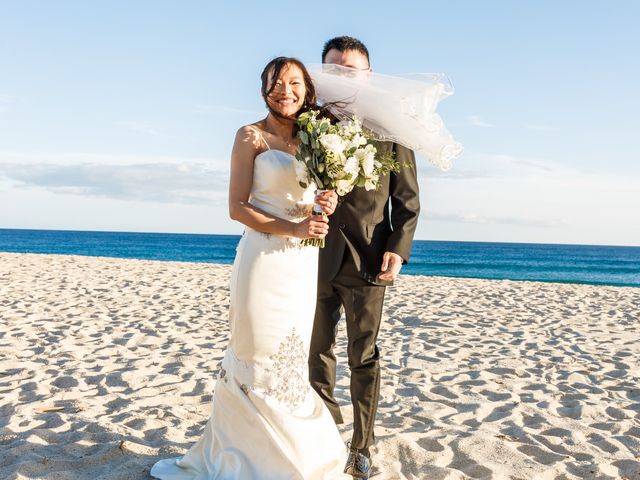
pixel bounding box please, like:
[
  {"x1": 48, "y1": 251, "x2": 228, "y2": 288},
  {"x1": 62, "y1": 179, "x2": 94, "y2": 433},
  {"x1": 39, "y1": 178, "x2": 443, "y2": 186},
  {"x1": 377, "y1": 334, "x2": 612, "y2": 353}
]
[{"x1": 1, "y1": 228, "x2": 639, "y2": 287}]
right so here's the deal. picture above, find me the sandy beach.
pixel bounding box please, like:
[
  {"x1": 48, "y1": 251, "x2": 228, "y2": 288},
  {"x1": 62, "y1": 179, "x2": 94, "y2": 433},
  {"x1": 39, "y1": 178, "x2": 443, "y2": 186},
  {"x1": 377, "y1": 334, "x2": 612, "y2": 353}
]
[{"x1": 1, "y1": 252, "x2": 639, "y2": 479}]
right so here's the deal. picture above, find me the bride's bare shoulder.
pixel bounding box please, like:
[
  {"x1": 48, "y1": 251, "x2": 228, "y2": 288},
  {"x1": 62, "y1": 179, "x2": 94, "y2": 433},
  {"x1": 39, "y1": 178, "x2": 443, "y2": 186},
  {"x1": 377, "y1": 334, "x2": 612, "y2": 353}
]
[{"x1": 235, "y1": 121, "x2": 267, "y2": 146}]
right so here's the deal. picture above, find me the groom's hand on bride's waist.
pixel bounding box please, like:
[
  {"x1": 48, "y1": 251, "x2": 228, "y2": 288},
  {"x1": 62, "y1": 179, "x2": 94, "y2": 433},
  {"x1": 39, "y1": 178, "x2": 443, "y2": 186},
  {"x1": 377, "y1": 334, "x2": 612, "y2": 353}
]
[{"x1": 378, "y1": 251, "x2": 403, "y2": 282}]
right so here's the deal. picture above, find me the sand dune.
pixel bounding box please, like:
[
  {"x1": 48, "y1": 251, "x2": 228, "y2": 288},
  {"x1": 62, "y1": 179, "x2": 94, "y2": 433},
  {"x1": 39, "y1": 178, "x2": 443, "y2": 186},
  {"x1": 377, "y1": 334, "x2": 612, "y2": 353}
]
[{"x1": 1, "y1": 252, "x2": 639, "y2": 479}]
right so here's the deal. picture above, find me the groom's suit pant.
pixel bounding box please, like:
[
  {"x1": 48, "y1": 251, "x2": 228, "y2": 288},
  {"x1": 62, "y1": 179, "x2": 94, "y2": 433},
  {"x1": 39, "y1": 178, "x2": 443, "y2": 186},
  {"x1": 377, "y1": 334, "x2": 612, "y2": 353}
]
[{"x1": 309, "y1": 249, "x2": 386, "y2": 454}]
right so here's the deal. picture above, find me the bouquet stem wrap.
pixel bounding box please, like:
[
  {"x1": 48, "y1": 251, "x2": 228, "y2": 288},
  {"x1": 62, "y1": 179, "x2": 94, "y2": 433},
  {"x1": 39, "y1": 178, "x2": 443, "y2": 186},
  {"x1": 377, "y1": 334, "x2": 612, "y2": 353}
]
[
  {"x1": 312, "y1": 189, "x2": 328, "y2": 216},
  {"x1": 300, "y1": 189, "x2": 328, "y2": 248}
]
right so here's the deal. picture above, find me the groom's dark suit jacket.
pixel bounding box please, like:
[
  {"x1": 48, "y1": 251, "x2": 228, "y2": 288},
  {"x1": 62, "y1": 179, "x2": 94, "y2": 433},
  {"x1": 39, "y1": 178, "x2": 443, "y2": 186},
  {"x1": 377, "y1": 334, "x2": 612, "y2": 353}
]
[{"x1": 319, "y1": 141, "x2": 420, "y2": 286}]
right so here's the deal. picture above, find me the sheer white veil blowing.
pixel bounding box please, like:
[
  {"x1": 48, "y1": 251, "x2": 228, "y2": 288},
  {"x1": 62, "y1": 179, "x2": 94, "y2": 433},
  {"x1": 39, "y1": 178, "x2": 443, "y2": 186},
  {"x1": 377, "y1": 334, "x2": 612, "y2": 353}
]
[{"x1": 308, "y1": 64, "x2": 463, "y2": 170}]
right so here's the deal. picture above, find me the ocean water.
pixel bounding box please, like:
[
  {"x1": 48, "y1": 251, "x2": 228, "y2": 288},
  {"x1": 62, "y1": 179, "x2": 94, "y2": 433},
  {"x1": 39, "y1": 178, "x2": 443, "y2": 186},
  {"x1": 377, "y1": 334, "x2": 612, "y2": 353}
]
[{"x1": 1, "y1": 228, "x2": 639, "y2": 287}]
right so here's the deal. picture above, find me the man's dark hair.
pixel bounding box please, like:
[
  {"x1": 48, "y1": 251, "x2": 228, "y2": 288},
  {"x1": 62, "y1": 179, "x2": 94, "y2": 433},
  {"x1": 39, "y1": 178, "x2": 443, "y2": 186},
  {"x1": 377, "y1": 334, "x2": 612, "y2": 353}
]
[{"x1": 321, "y1": 36, "x2": 370, "y2": 65}]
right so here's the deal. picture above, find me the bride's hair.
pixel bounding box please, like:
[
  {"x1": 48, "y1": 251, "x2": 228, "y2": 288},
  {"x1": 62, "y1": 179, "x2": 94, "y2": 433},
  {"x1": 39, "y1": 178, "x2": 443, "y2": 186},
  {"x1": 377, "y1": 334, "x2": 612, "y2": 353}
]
[{"x1": 261, "y1": 57, "x2": 317, "y2": 122}]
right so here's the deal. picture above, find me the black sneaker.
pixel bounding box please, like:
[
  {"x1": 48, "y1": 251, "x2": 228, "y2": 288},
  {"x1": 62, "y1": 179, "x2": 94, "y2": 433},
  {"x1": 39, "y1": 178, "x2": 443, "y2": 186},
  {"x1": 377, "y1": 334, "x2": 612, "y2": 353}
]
[{"x1": 344, "y1": 446, "x2": 370, "y2": 479}]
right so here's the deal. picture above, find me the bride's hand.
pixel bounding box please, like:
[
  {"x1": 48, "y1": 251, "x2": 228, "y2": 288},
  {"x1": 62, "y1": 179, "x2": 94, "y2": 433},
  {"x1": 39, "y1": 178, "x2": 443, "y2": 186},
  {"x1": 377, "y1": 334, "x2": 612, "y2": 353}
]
[
  {"x1": 315, "y1": 190, "x2": 338, "y2": 215},
  {"x1": 293, "y1": 215, "x2": 329, "y2": 239}
]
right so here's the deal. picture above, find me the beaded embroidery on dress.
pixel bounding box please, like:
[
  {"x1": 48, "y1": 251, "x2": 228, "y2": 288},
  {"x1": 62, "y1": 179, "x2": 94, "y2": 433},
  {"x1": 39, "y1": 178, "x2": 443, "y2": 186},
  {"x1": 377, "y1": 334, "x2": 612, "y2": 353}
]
[
  {"x1": 150, "y1": 149, "x2": 347, "y2": 480},
  {"x1": 265, "y1": 327, "x2": 310, "y2": 410}
]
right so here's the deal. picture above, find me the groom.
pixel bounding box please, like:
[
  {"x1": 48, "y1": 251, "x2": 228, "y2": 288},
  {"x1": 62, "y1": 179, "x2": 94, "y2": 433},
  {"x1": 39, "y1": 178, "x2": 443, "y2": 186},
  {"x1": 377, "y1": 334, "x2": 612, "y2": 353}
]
[{"x1": 309, "y1": 36, "x2": 420, "y2": 478}]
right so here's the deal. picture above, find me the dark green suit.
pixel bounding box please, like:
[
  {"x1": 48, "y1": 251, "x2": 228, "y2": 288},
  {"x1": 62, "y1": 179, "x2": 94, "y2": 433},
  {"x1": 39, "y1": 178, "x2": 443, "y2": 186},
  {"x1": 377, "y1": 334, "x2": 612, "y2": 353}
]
[{"x1": 309, "y1": 141, "x2": 420, "y2": 454}]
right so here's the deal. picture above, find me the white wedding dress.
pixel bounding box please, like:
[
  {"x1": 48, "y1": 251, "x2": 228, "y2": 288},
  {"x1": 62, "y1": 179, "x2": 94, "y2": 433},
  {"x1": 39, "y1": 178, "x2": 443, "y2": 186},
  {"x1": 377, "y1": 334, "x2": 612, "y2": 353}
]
[{"x1": 151, "y1": 149, "x2": 347, "y2": 480}]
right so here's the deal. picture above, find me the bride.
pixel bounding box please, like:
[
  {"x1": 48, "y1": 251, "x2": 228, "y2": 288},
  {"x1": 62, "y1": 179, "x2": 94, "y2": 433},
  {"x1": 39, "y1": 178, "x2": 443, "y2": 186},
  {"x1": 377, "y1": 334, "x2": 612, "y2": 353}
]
[{"x1": 150, "y1": 57, "x2": 348, "y2": 479}]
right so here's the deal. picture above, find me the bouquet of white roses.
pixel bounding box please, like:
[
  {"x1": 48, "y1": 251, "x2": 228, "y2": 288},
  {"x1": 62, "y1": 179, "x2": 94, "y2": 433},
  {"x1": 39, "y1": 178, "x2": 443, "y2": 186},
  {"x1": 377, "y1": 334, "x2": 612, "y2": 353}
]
[{"x1": 295, "y1": 110, "x2": 400, "y2": 246}]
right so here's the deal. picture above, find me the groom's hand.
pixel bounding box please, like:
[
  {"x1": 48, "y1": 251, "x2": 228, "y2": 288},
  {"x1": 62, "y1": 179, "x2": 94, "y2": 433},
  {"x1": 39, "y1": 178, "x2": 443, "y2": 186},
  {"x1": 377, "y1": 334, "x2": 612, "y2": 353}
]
[{"x1": 378, "y1": 251, "x2": 403, "y2": 282}]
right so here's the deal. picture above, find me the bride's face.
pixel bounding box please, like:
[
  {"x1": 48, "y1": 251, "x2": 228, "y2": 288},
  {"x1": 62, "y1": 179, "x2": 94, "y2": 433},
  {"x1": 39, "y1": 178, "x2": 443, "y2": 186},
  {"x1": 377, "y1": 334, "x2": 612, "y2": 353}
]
[{"x1": 266, "y1": 64, "x2": 306, "y2": 118}]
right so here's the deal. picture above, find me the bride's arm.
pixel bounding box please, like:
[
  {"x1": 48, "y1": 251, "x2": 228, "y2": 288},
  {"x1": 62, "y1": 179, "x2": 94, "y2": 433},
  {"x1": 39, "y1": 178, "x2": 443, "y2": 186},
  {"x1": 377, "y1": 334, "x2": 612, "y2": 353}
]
[{"x1": 228, "y1": 126, "x2": 328, "y2": 239}]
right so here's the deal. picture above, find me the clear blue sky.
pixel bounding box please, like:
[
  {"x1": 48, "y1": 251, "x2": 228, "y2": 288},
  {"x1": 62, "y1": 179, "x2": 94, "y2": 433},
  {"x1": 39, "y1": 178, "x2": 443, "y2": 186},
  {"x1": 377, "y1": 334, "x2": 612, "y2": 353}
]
[{"x1": 1, "y1": 1, "x2": 638, "y2": 245}]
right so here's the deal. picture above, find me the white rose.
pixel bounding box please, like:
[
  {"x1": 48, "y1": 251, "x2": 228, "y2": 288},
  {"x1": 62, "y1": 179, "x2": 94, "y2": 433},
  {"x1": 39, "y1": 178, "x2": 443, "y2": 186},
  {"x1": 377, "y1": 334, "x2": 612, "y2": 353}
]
[
  {"x1": 335, "y1": 179, "x2": 355, "y2": 196},
  {"x1": 355, "y1": 147, "x2": 376, "y2": 176},
  {"x1": 353, "y1": 133, "x2": 368, "y2": 146},
  {"x1": 319, "y1": 134, "x2": 345, "y2": 156},
  {"x1": 364, "y1": 174, "x2": 379, "y2": 191},
  {"x1": 343, "y1": 156, "x2": 360, "y2": 177}
]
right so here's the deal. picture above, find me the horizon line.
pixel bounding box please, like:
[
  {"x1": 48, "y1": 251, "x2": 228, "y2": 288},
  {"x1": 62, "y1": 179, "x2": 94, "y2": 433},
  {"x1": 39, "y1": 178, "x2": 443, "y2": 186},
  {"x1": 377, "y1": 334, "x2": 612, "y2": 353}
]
[{"x1": 0, "y1": 227, "x2": 638, "y2": 249}]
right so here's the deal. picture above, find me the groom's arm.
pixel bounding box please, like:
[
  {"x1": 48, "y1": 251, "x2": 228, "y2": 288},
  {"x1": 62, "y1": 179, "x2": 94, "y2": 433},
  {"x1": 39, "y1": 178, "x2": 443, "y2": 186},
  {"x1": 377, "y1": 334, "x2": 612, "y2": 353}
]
[{"x1": 385, "y1": 143, "x2": 420, "y2": 264}]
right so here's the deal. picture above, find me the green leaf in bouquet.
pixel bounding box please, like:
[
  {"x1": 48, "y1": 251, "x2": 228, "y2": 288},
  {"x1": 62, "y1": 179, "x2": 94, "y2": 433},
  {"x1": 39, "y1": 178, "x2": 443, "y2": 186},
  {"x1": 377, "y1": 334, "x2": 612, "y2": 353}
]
[
  {"x1": 304, "y1": 148, "x2": 314, "y2": 160},
  {"x1": 310, "y1": 170, "x2": 324, "y2": 189},
  {"x1": 298, "y1": 130, "x2": 309, "y2": 145},
  {"x1": 298, "y1": 111, "x2": 311, "y2": 123},
  {"x1": 374, "y1": 150, "x2": 401, "y2": 177}
]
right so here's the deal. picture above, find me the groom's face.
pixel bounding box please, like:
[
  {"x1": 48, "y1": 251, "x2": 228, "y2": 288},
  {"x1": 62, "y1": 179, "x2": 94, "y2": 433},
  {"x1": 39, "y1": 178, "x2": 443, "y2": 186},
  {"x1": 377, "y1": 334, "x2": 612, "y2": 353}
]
[{"x1": 323, "y1": 48, "x2": 371, "y2": 77}]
